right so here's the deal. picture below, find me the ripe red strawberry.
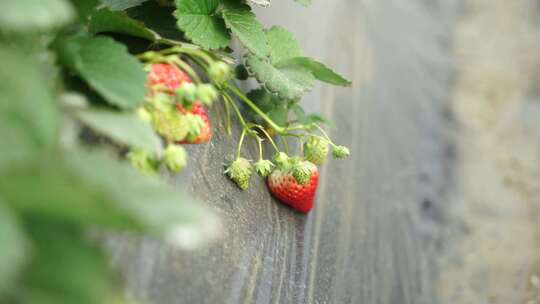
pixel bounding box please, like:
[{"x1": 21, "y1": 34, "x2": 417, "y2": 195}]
[
  {"x1": 147, "y1": 63, "x2": 192, "y2": 94},
  {"x1": 176, "y1": 102, "x2": 212, "y2": 144},
  {"x1": 267, "y1": 161, "x2": 319, "y2": 213}
]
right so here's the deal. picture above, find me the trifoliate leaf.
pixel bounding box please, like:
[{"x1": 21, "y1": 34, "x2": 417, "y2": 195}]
[
  {"x1": 277, "y1": 57, "x2": 351, "y2": 86},
  {"x1": 88, "y1": 8, "x2": 161, "y2": 41},
  {"x1": 245, "y1": 26, "x2": 314, "y2": 99},
  {"x1": 246, "y1": 55, "x2": 314, "y2": 99},
  {"x1": 222, "y1": 4, "x2": 269, "y2": 58},
  {"x1": 174, "y1": 0, "x2": 230, "y2": 49},
  {"x1": 266, "y1": 26, "x2": 303, "y2": 64},
  {"x1": 77, "y1": 109, "x2": 163, "y2": 155},
  {"x1": 56, "y1": 36, "x2": 146, "y2": 109},
  {"x1": 0, "y1": 0, "x2": 75, "y2": 32}
]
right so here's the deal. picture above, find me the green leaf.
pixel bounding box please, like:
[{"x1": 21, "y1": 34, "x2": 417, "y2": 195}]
[
  {"x1": 56, "y1": 36, "x2": 146, "y2": 109},
  {"x1": 88, "y1": 8, "x2": 160, "y2": 41},
  {"x1": 70, "y1": 0, "x2": 100, "y2": 20},
  {"x1": 295, "y1": 0, "x2": 312, "y2": 7},
  {"x1": 0, "y1": 47, "x2": 58, "y2": 174},
  {"x1": 278, "y1": 57, "x2": 351, "y2": 86},
  {"x1": 247, "y1": 88, "x2": 289, "y2": 127},
  {"x1": 0, "y1": 150, "x2": 214, "y2": 235},
  {"x1": 127, "y1": 1, "x2": 183, "y2": 40},
  {"x1": 20, "y1": 220, "x2": 112, "y2": 304},
  {"x1": 0, "y1": 201, "x2": 27, "y2": 294},
  {"x1": 77, "y1": 109, "x2": 163, "y2": 155},
  {"x1": 245, "y1": 26, "x2": 314, "y2": 99},
  {"x1": 266, "y1": 26, "x2": 303, "y2": 64},
  {"x1": 175, "y1": 0, "x2": 230, "y2": 49},
  {"x1": 246, "y1": 56, "x2": 314, "y2": 100},
  {"x1": 101, "y1": 0, "x2": 149, "y2": 11},
  {"x1": 0, "y1": 0, "x2": 75, "y2": 32},
  {"x1": 222, "y1": 4, "x2": 269, "y2": 58}
]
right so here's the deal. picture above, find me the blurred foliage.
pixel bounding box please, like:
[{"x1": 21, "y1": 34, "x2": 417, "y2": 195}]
[{"x1": 0, "y1": 1, "x2": 217, "y2": 303}]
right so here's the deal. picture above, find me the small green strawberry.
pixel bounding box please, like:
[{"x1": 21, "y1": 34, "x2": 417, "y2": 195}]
[
  {"x1": 164, "y1": 144, "x2": 187, "y2": 173},
  {"x1": 175, "y1": 82, "x2": 197, "y2": 104},
  {"x1": 152, "y1": 107, "x2": 188, "y2": 142},
  {"x1": 127, "y1": 149, "x2": 158, "y2": 176},
  {"x1": 254, "y1": 159, "x2": 274, "y2": 177},
  {"x1": 332, "y1": 145, "x2": 350, "y2": 159},
  {"x1": 303, "y1": 136, "x2": 329, "y2": 165},
  {"x1": 209, "y1": 61, "x2": 231, "y2": 84},
  {"x1": 196, "y1": 84, "x2": 218, "y2": 106},
  {"x1": 225, "y1": 158, "x2": 253, "y2": 190},
  {"x1": 273, "y1": 152, "x2": 289, "y2": 168}
]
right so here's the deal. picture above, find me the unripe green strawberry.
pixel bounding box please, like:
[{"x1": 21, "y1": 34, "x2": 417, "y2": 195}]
[
  {"x1": 332, "y1": 145, "x2": 350, "y2": 159},
  {"x1": 254, "y1": 159, "x2": 274, "y2": 177},
  {"x1": 292, "y1": 161, "x2": 316, "y2": 185},
  {"x1": 303, "y1": 136, "x2": 329, "y2": 165},
  {"x1": 164, "y1": 145, "x2": 187, "y2": 173},
  {"x1": 177, "y1": 102, "x2": 212, "y2": 144},
  {"x1": 225, "y1": 158, "x2": 252, "y2": 190},
  {"x1": 196, "y1": 84, "x2": 218, "y2": 106},
  {"x1": 127, "y1": 149, "x2": 158, "y2": 176},
  {"x1": 175, "y1": 82, "x2": 197, "y2": 103},
  {"x1": 209, "y1": 61, "x2": 231, "y2": 84},
  {"x1": 273, "y1": 152, "x2": 289, "y2": 168},
  {"x1": 152, "y1": 107, "x2": 188, "y2": 142}
]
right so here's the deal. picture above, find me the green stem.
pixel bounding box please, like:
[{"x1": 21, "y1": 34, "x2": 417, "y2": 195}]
[
  {"x1": 282, "y1": 136, "x2": 289, "y2": 154},
  {"x1": 174, "y1": 47, "x2": 215, "y2": 65},
  {"x1": 314, "y1": 124, "x2": 333, "y2": 143},
  {"x1": 236, "y1": 129, "x2": 247, "y2": 159},
  {"x1": 222, "y1": 96, "x2": 232, "y2": 135},
  {"x1": 225, "y1": 83, "x2": 285, "y2": 134},
  {"x1": 223, "y1": 92, "x2": 247, "y2": 128},
  {"x1": 256, "y1": 136, "x2": 263, "y2": 160},
  {"x1": 308, "y1": 134, "x2": 338, "y2": 148},
  {"x1": 250, "y1": 124, "x2": 280, "y2": 153},
  {"x1": 168, "y1": 57, "x2": 201, "y2": 83}
]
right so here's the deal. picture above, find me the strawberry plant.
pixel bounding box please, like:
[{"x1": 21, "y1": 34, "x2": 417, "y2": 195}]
[{"x1": 0, "y1": 0, "x2": 350, "y2": 303}]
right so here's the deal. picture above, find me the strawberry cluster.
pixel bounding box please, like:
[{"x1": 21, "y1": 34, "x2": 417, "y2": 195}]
[
  {"x1": 129, "y1": 62, "x2": 218, "y2": 175},
  {"x1": 131, "y1": 48, "x2": 350, "y2": 214},
  {"x1": 226, "y1": 133, "x2": 349, "y2": 213}
]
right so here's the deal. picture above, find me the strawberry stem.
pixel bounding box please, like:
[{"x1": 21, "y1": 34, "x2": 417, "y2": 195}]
[
  {"x1": 282, "y1": 136, "x2": 289, "y2": 154},
  {"x1": 168, "y1": 57, "x2": 202, "y2": 83},
  {"x1": 313, "y1": 124, "x2": 339, "y2": 147},
  {"x1": 223, "y1": 92, "x2": 247, "y2": 128},
  {"x1": 222, "y1": 96, "x2": 232, "y2": 135},
  {"x1": 224, "y1": 83, "x2": 286, "y2": 134},
  {"x1": 256, "y1": 136, "x2": 263, "y2": 160},
  {"x1": 236, "y1": 129, "x2": 247, "y2": 160},
  {"x1": 249, "y1": 124, "x2": 280, "y2": 153}
]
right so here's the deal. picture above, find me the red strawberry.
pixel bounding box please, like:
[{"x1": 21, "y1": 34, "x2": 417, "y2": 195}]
[
  {"x1": 177, "y1": 102, "x2": 212, "y2": 144},
  {"x1": 267, "y1": 161, "x2": 319, "y2": 213},
  {"x1": 147, "y1": 63, "x2": 192, "y2": 94}
]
